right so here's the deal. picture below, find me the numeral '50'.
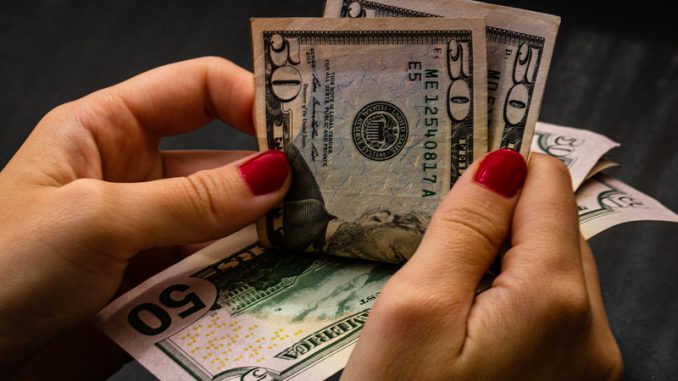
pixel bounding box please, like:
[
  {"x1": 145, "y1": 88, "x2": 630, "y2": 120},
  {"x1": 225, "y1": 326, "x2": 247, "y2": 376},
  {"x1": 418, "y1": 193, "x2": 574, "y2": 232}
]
[
  {"x1": 128, "y1": 284, "x2": 206, "y2": 336},
  {"x1": 268, "y1": 34, "x2": 301, "y2": 102}
]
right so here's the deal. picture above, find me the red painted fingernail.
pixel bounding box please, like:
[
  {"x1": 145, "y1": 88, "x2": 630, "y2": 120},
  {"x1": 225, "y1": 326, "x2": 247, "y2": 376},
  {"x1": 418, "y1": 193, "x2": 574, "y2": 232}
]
[
  {"x1": 238, "y1": 150, "x2": 289, "y2": 195},
  {"x1": 474, "y1": 148, "x2": 527, "y2": 197}
]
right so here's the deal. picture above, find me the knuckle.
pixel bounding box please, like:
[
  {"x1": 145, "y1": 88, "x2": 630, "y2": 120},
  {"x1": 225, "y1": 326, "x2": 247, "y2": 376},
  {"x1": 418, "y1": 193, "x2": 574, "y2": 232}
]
[
  {"x1": 522, "y1": 239, "x2": 581, "y2": 276},
  {"x1": 599, "y1": 344, "x2": 624, "y2": 381},
  {"x1": 588, "y1": 321, "x2": 624, "y2": 381},
  {"x1": 371, "y1": 289, "x2": 423, "y2": 329},
  {"x1": 43, "y1": 102, "x2": 73, "y2": 122},
  {"x1": 373, "y1": 274, "x2": 464, "y2": 329},
  {"x1": 57, "y1": 179, "x2": 118, "y2": 231},
  {"x1": 542, "y1": 279, "x2": 592, "y2": 332},
  {"x1": 590, "y1": 341, "x2": 623, "y2": 381},
  {"x1": 61, "y1": 178, "x2": 109, "y2": 210},
  {"x1": 183, "y1": 173, "x2": 222, "y2": 227},
  {"x1": 41, "y1": 91, "x2": 126, "y2": 138},
  {"x1": 182, "y1": 170, "x2": 236, "y2": 229},
  {"x1": 432, "y1": 202, "x2": 503, "y2": 252},
  {"x1": 39, "y1": 102, "x2": 81, "y2": 132}
]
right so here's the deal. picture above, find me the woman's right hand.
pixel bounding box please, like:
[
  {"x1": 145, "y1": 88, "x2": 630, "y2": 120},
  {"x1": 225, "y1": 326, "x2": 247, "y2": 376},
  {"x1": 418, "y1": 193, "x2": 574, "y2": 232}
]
[
  {"x1": 342, "y1": 150, "x2": 623, "y2": 380},
  {"x1": 0, "y1": 57, "x2": 291, "y2": 378}
]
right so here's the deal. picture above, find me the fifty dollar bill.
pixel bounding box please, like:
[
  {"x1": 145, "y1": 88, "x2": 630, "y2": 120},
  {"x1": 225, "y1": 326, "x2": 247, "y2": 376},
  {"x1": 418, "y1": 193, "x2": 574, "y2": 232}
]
[
  {"x1": 578, "y1": 174, "x2": 678, "y2": 239},
  {"x1": 531, "y1": 121, "x2": 619, "y2": 190},
  {"x1": 252, "y1": 18, "x2": 488, "y2": 263},
  {"x1": 96, "y1": 226, "x2": 398, "y2": 381},
  {"x1": 324, "y1": 0, "x2": 561, "y2": 157}
]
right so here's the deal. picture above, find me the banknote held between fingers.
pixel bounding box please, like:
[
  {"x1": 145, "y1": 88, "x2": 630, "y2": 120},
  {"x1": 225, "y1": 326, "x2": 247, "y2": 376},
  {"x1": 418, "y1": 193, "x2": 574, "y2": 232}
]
[
  {"x1": 100, "y1": 149, "x2": 292, "y2": 252},
  {"x1": 341, "y1": 150, "x2": 622, "y2": 381},
  {"x1": 238, "y1": 150, "x2": 290, "y2": 196},
  {"x1": 401, "y1": 148, "x2": 527, "y2": 297},
  {"x1": 473, "y1": 148, "x2": 528, "y2": 197},
  {"x1": 341, "y1": 148, "x2": 528, "y2": 379},
  {"x1": 0, "y1": 57, "x2": 292, "y2": 377}
]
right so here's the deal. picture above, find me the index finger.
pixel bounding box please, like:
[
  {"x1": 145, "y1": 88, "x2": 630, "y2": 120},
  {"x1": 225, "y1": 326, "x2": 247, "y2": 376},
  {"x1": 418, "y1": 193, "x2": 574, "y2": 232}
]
[{"x1": 84, "y1": 56, "x2": 255, "y2": 137}]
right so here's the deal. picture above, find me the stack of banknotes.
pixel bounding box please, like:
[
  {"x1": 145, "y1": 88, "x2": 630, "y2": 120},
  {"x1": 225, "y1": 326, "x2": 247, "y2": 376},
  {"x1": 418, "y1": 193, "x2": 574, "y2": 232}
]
[
  {"x1": 253, "y1": 0, "x2": 560, "y2": 262},
  {"x1": 96, "y1": 1, "x2": 678, "y2": 380}
]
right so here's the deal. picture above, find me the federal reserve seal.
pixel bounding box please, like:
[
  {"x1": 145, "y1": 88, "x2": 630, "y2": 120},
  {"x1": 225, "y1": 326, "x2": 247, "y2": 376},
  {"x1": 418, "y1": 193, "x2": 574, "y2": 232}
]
[{"x1": 352, "y1": 102, "x2": 408, "y2": 161}]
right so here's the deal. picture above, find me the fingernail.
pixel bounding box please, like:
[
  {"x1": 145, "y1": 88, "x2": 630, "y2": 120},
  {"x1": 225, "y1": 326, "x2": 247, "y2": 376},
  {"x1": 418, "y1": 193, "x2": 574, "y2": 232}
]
[
  {"x1": 238, "y1": 150, "x2": 289, "y2": 195},
  {"x1": 474, "y1": 148, "x2": 527, "y2": 197}
]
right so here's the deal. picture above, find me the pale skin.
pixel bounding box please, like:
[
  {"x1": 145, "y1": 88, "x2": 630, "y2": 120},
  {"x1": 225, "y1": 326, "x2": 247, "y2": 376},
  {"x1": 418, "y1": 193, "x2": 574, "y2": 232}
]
[{"x1": 0, "y1": 57, "x2": 622, "y2": 379}]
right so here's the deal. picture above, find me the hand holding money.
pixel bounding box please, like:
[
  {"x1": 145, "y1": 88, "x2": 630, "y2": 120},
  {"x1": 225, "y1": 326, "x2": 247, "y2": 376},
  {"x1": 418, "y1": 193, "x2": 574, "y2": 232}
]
[
  {"x1": 252, "y1": 2, "x2": 561, "y2": 261},
  {"x1": 92, "y1": 1, "x2": 673, "y2": 379},
  {"x1": 343, "y1": 152, "x2": 622, "y2": 381},
  {"x1": 94, "y1": 146, "x2": 628, "y2": 380},
  {"x1": 0, "y1": 54, "x2": 630, "y2": 380},
  {"x1": 0, "y1": 58, "x2": 291, "y2": 378},
  {"x1": 2, "y1": 0, "x2": 675, "y2": 378}
]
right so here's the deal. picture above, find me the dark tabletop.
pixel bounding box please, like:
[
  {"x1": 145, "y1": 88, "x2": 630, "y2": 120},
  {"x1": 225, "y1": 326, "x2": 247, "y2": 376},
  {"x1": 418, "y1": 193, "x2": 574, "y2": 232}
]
[{"x1": 2, "y1": 1, "x2": 677, "y2": 380}]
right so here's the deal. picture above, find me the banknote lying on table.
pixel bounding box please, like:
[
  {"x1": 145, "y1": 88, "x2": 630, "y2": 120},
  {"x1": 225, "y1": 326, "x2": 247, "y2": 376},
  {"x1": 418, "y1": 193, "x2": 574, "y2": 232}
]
[
  {"x1": 531, "y1": 122, "x2": 620, "y2": 191},
  {"x1": 97, "y1": 225, "x2": 396, "y2": 381}
]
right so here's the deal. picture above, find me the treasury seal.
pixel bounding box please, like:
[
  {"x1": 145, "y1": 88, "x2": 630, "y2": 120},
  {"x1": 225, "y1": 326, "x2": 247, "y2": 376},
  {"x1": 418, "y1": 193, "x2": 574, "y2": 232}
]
[{"x1": 352, "y1": 101, "x2": 409, "y2": 161}]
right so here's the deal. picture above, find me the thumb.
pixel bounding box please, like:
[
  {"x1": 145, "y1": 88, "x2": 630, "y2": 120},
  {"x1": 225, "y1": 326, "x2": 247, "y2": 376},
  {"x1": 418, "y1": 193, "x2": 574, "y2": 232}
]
[
  {"x1": 402, "y1": 149, "x2": 527, "y2": 298},
  {"x1": 104, "y1": 149, "x2": 290, "y2": 252}
]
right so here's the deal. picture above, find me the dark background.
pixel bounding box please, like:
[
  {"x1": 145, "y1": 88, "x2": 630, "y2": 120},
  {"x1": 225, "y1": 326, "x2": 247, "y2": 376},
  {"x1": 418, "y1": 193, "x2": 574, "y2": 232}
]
[{"x1": 2, "y1": 1, "x2": 677, "y2": 380}]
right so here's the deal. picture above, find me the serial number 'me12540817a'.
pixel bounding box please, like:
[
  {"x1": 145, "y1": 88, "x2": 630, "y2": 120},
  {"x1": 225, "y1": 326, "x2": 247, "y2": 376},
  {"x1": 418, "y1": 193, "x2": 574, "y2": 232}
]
[{"x1": 252, "y1": 18, "x2": 487, "y2": 263}]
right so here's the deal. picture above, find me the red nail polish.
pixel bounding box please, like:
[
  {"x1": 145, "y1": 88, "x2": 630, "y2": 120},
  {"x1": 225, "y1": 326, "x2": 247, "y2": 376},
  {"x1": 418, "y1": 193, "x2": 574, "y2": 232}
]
[
  {"x1": 238, "y1": 150, "x2": 289, "y2": 195},
  {"x1": 474, "y1": 148, "x2": 527, "y2": 197}
]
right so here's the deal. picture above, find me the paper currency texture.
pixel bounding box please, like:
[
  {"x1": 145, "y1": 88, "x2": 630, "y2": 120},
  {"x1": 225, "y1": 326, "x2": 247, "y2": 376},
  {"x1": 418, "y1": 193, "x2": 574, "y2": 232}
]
[
  {"x1": 577, "y1": 175, "x2": 678, "y2": 239},
  {"x1": 252, "y1": 18, "x2": 488, "y2": 263},
  {"x1": 531, "y1": 121, "x2": 619, "y2": 190},
  {"x1": 98, "y1": 121, "x2": 678, "y2": 380},
  {"x1": 324, "y1": 0, "x2": 560, "y2": 157},
  {"x1": 96, "y1": 226, "x2": 398, "y2": 381}
]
